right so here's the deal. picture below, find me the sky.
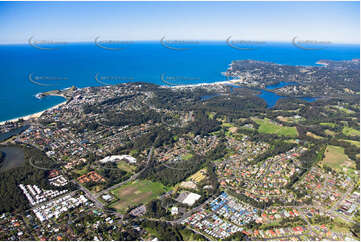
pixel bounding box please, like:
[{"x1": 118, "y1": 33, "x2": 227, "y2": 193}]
[{"x1": 0, "y1": 1, "x2": 359, "y2": 44}]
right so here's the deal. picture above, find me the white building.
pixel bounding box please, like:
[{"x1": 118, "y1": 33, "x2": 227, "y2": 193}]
[{"x1": 99, "y1": 155, "x2": 136, "y2": 164}]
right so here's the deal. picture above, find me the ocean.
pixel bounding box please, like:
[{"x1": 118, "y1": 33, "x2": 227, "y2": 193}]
[{"x1": 0, "y1": 41, "x2": 359, "y2": 121}]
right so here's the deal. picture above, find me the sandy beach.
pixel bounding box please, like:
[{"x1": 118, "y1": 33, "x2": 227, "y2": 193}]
[
  {"x1": 0, "y1": 100, "x2": 67, "y2": 125},
  {"x1": 316, "y1": 61, "x2": 329, "y2": 66},
  {"x1": 167, "y1": 79, "x2": 241, "y2": 89},
  {"x1": 0, "y1": 79, "x2": 240, "y2": 126}
]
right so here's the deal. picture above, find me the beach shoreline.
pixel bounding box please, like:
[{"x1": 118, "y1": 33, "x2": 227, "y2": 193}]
[
  {"x1": 1, "y1": 80, "x2": 240, "y2": 126},
  {"x1": 0, "y1": 80, "x2": 236, "y2": 126},
  {"x1": 0, "y1": 100, "x2": 67, "y2": 125},
  {"x1": 163, "y1": 79, "x2": 241, "y2": 89}
]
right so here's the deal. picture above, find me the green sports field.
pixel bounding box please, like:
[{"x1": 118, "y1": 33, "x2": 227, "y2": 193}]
[
  {"x1": 110, "y1": 180, "x2": 167, "y2": 212},
  {"x1": 253, "y1": 118, "x2": 298, "y2": 137}
]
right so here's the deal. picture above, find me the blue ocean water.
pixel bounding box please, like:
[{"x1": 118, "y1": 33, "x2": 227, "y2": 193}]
[{"x1": 0, "y1": 41, "x2": 359, "y2": 121}]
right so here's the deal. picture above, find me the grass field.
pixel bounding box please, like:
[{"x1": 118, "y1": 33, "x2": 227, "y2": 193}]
[
  {"x1": 342, "y1": 126, "x2": 359, "y2": 137},
  {"x1": 321, "y1": 145, "x2": 355, "y2": 173},
  {"x1": 221, "y1": 122, "x2": 239, "y2": 137},
  {"x1": 73, "y1": 166, "x2": 88, "y2": 175},
  {"x1": 110, "y1": 180, "x2": 167, "y2": 212},
  {"x1": 253, "y1": 118, "x2": 298, "y2": 137},
  {"x1": 207, "y1": 112, "x2": 216, "y2": 119},
  {"x1": 182, "y1": 153, "x2": 194, "y2": 161},
  {"x1": 222, "y1": 122, "x2": 233, "y2": 128},
  {"x1": 117, "y1": 160, "x2": 136, "y2": 173}
]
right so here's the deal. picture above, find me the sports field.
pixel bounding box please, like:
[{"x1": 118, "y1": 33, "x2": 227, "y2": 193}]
[
  {"x1": 110, "y1": 180, "x2": 167, "y2": 212},
  {"x1": 253, "y1": 118, "x2": 298, "y2": 137},
  {"x1": 321, "y1": 145, "x2": 355, "y2": 172}
]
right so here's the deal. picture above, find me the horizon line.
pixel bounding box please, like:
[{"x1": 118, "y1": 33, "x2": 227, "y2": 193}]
[{"x1": 0, "y1": 39, "x2": 360, "y2": 46}]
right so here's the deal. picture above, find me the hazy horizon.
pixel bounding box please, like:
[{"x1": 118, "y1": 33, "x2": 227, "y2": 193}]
[{"x1": 0, "y1": 1, "x2": 359, "y2": 44}]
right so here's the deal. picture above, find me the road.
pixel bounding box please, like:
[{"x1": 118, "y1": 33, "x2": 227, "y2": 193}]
[
  {"x1": 144, "y1": 217, "x2": 212, "y2": 241},
  {"x1": 255, "y1": 159, "x2": 273, "y2": 186},
  {"x1": 72, "y1": 180, "x2": 104, "y2": 209},
  {"x1": 28, "y1": 157, "x2": 52, "y2": 171},
  {"x1": 26, "y1": 190, "x2": 78, "y2": 211},
  {"x1": 27, "y1": 123, "x2": 156, "y2": 213},
  {"x1": 298, "y1": 207, "x2": 317, "y2": 236},
  {"x1": 186, "y1": 226, "x2": 213, "y2": 241},
  {"x1": 321, "y1": 174, "x2": 330, "y2": 191},
  {"x1": 95, "y1": 146, "x2": 154, "y2": 198},
  {"x1": 161, "y1": 163, "x2": 188, "y2": 171},
  {"x1": 15, "y1": 112, "x2": 358, "y2": 237},
  {"x1": 18, "y1": 141, "x2": 64, "y2": 170},
  {"x1": 174, "y1": 196, "x2": 216, "y2": 224},
  {"x1": 257, "y1": 232, "x2": 311, "y2": 241},
  {"x1": 144, "y1": 195, "x2": 216, "y2": 240},
  {"x1": 145, "y1": 195, "x2": 216, "y2": 226},
  {"x1": 328, "y1": 184, "x2": 357, "y2": 224},
  {"x1": 331, "y1": 184, "x2": 354, "y2": 212}
]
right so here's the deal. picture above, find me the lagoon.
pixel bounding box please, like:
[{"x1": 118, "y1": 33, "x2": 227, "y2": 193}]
[{"x1": 0, "y1": 146, "x2": 25, "y2": 172}]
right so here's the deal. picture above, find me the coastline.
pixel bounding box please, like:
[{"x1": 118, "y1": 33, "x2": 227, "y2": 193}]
[
  {"x1": 0, "y1": 100, "x2": 67, "y2": 125},
  {"x1": 165, "y1": 79, "x2": 241, "y2": 89},
  {"x1": 0, "y1": 80, "x2": 238, "y2": 126},
  {"x1": 0, "y1": 64, "x2": 338, "y2": 126},
  {"x1": 316, "y1": 61, "x2": 329, "y2": 66}
]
